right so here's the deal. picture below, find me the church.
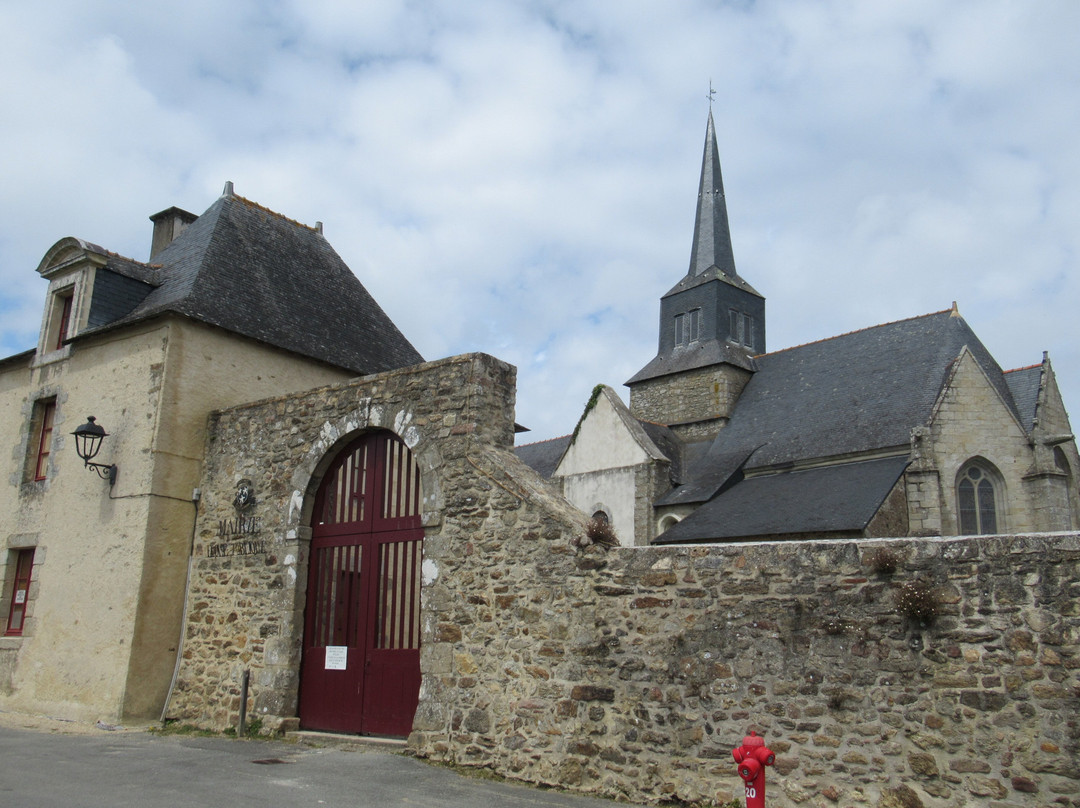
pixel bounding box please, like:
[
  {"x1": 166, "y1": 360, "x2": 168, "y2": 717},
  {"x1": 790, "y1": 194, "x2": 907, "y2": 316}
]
[{"x1": 518, "y1": 112, "x2": 1080, "y2": 546}]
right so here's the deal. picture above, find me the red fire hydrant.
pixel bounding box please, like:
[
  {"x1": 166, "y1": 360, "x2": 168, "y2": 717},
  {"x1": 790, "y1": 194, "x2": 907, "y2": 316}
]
[{"x1": 732, "y1": 730, "x2": 775, "y2": 808}]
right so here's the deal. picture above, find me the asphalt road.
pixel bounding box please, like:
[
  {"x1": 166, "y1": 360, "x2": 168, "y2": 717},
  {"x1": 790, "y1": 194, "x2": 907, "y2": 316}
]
[{"x1": 0, "y1": 726, "x2": 648, "y2": 808}]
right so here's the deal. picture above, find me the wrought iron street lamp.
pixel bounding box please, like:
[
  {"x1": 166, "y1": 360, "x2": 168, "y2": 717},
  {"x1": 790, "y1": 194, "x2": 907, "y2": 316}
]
[{"x1": 71, "y1": 416, "x2": 118, "y2": 486}]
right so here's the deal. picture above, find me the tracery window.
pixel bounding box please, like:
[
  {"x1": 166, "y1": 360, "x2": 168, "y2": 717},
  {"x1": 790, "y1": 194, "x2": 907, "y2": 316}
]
[{"x1": 957, "y1": 459, "x2": 1002, "y2": 535}]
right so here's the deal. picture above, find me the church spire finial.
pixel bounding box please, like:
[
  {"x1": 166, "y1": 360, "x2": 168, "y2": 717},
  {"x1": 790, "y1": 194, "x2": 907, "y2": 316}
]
[{"x1": 687, "y1": 107, "x2": 737, "y2": 278}]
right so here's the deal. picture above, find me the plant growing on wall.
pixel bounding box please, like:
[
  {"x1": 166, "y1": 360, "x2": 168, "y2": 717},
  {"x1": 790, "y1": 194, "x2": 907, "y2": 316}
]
[
  {"x1": 865, "y1": 547, "x2": 899, "y2": 576},
  {"x1": 581, "y1": 515, "x2": 619, "y2": 549},
  {"x1": 894, "y1": 579, "x2": 941, "y2": 627}
]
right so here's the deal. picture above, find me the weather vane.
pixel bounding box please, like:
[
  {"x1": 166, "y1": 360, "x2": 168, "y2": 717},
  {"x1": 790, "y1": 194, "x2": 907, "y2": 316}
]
[{"x1": 707, "y1": 79, "x2": 717, "y2": 109}]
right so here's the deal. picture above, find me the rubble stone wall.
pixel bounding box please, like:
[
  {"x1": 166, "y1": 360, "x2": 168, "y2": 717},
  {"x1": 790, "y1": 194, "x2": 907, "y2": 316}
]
[
  {"x1": 629, "y1": 364, "x2": 751, "y2": 440},
  {"x1": 167, "y1": 352, "x2": 532, "y2": 727},
  {"x1": 414, "y1": 529, "x2": 1080, "y2": 808},
  {"x1": 167, "y1": 350, "x2": 1078, "y2": 808}
]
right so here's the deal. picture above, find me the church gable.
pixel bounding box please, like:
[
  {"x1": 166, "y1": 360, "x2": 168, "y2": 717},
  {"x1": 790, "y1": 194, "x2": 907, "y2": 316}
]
[
  {"x1": 556, "y1": 386, "x2": 663, "y2": 476},
  {"x1": 924, "y1": 348, "x2": 1039, "y2": 534}
]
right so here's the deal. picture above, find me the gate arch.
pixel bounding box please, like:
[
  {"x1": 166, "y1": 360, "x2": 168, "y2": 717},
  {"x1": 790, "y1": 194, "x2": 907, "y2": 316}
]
[{"x1": 298, "y1": 428, "x2": 424, "y2": 736}]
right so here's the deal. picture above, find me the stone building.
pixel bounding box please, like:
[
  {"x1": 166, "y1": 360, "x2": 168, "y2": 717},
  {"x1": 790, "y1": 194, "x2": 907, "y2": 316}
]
[
  {"x1": 519, "y1": 112, "x2": 1080, "y2": 546},
  {"x1": 0, "y1": 183, "x2": 421, "y2": 722}
]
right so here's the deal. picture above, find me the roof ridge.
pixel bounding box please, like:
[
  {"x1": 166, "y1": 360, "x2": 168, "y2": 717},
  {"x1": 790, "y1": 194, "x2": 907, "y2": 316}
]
[
  {"x1": 515, "y1": 434, "x2": 571, "y2": 448},
  {"x1": 1004, "y1": 362, "x2": 1043, "y2": 374},
  {"x1": 103, "y1": 249, "x2": 161, "y2": 271},
  {"x1": 759, "y1": 308, "x2": 954, "y2": 358},
  {"x1": 89, "y1": 245, "x2": 154, "y2": 268},
  {"x1": 234, "y1": 193, "x2": 320, "y2": 233}
]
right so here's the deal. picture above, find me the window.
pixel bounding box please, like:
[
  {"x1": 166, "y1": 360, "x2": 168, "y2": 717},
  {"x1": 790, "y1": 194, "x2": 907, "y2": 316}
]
[
  {"x1": 54, "y1": 293, "x2": 73, "y2": 350},
  {"x1": 730, "y1": 309, "x2": 754, "y2": 348},
  {"x1": 675, "y1": 310, "x2": 702, "y2": 347},
  {"x1": 957, "y1": 460, "x2": 1001, "y2": 535},
  {"x1": 657, "y1": 514, "x2": 681, "y2": 534},
  {"x1": 32, "y1": 399, "x2": 56, "y2": 481},
  {"x1": 5, "y1": 549, "x2": 35, "y2": 636},
  {"x1": 688, "y1": 309, "x2": 702, "y2": 342}
]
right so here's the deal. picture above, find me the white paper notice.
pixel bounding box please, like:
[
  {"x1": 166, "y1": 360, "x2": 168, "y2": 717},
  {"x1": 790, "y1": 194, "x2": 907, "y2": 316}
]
[{"x1": 325, "y1": 646, "x2": 347, "y2": 670}]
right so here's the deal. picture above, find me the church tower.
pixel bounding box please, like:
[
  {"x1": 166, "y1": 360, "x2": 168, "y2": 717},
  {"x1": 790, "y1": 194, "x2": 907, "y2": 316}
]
[{"x1": 626, "y1": 111, "x2": 765, "y2": 443}]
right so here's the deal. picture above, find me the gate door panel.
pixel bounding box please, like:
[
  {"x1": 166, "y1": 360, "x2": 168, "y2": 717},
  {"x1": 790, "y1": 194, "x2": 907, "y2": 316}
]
[{"x1": 299, "y1": 431, "x2": 423, "y2": 736}]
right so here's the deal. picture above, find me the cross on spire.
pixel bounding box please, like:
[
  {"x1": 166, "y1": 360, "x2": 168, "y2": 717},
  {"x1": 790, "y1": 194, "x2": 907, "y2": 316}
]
[{"x1": 707, "y1": 80, "x2": 717, "y2": 109}]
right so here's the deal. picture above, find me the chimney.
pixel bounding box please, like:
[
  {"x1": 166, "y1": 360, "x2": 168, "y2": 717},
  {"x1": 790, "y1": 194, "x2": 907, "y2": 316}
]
[{"x1": 149, "y1": 206, "x2": 198, "y2": 260}]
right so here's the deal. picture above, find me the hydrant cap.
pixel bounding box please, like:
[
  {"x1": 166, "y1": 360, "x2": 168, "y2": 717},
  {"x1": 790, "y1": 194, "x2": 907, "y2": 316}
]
[{"x1": 742, "y1": 731, "x2": 765, "y2": 748}]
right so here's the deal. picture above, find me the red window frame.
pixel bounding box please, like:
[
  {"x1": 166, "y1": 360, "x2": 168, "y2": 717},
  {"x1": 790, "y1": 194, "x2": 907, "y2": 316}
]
[
  {"x1": 33, "y1": 400, "x2": 56, "y2": 481},
  {"x1": 5, "y1": 549, "x2": 35, "y2": 636},
  {"x1": 54, "y1": 293, "x2": 73, "y2": 350}
]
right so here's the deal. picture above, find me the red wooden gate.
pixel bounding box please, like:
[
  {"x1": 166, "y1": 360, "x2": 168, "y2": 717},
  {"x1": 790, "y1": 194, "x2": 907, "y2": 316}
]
[{"x1": 299, "y1": 431, "x2": 423, "y2": 736}]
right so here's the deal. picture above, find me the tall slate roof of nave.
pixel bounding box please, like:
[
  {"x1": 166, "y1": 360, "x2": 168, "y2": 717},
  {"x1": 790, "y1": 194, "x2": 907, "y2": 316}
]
[{"x1": 79, "y1": 185, "x2": 423, "y2": 375}]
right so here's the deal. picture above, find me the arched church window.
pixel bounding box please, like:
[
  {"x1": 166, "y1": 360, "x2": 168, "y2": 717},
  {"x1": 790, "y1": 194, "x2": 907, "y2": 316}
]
[
  {"x1": 956, "y1": 460, "x2": 1002, "y2": 535},
  {"x1": 657, "y1": 513, "x2": 681, "y2": 534}
]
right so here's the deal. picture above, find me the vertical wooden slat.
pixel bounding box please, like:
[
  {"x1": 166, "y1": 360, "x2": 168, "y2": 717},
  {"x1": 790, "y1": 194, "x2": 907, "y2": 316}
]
[{"x1": 409, "y1": 539, "x2": 420, "y2": 648}]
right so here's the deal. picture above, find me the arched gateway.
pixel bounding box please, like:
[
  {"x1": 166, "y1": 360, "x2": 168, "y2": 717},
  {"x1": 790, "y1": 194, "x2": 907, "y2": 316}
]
[{"x1": 299, "y1": 429, "x2": 423, "y2": 736}]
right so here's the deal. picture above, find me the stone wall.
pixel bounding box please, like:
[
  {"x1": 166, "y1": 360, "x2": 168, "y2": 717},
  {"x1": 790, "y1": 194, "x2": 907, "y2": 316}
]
[
  {"x1": 413, "y1": 530, "x2": 1080, "y2": 808},
  {"x1": 166, "y1": 353, "x2": 584, "y2": 728},
  {"x1": 629, "y1": 364, "x2": 751, "y2": 440},
  {"x1": 166, "y1": 350, "x2": 1078, "y2": 808}
]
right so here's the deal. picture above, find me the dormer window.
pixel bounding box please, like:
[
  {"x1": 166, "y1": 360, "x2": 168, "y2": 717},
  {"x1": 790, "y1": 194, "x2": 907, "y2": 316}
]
[
  {"x1": 54, "y1": 293, "x2": 73, "y2": 350},
  {"x1": 38, "y1": 279, "x2": 81, "y2": 361}
]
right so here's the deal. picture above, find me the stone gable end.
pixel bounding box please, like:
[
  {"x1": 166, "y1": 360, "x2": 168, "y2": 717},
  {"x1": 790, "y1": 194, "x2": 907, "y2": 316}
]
[{"x1": 927, "y1": 350, "x2": 1039, "y2": 534}]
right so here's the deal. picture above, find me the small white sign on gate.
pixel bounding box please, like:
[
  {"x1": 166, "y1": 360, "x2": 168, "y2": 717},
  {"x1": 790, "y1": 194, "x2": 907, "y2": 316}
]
[{"x1": 324, "y1": 646, "x2": 348, "y2": 670}]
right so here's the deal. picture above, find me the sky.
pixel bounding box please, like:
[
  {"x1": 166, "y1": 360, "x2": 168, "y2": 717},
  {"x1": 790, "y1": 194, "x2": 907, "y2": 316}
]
[{"x1": 1, "y1": 1, "x2": 1078, "y2": 444}]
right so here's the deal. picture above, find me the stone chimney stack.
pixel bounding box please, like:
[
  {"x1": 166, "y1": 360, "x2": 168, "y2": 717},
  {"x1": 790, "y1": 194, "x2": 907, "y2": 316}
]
[{"x1": 149, "y1": 206, "x2": 198, "y2": 260}]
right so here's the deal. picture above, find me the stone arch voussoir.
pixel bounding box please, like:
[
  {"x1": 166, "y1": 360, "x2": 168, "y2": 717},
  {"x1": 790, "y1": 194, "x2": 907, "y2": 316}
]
[{"x1": 287, "y1": 399, "x2": 445, "y2": 535}]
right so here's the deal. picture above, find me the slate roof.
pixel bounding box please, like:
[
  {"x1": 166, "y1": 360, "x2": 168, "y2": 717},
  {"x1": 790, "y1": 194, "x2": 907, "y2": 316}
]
[
  {"x1": 78, "y1": 189, "x2": 422, "y2": 375},
  {"x1": 655, "y1": 456, "x2": 910, "y2": 543},
  {"x1": 627, "y1": 332, "x2": 758, "y2": 384},
  {"x1": 1005, "y1": 363, "x2": 1043, "y2": 433},
  {"x1": 656, "y1": 309, "x2": 1023, "y2": 541},
  {"x1": 515, "y1": 435, "x2": 572, "y2": 479},
  {"x1": 639, "y1": 421, "x2": 683, "y2": 481},
  {"x1": 688, "y1": 110, "x2": 739, "y2": 280},
  {"x1": 710, "y1": 309, "x2": 1016, "y2": 474}
]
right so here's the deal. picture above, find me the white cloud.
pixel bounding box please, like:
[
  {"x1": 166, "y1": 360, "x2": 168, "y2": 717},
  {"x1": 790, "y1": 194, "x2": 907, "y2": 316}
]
[{"x1": 1, "y1": 0, "x2": 1078, "y2": 442}]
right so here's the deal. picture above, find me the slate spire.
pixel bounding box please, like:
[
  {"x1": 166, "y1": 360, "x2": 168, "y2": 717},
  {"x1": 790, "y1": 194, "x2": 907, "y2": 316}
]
[{"x1": 687, "y1": 110, "x2": 737, "y2": 278}]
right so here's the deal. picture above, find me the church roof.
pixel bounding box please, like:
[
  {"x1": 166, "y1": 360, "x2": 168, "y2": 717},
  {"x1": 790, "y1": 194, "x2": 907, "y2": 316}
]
[
  {"x1": 655, "y1": 456, "x2": 910, "y2": 543},
  {"x1": 78, "y1": 187, "x2": 423, "y2": 375},
  {"x1": 724, "y1": 309, "x2": 1017, "y2": 468},
  {"x1": 626, "y1": 330, "x2": 758, "y2": 384},
  {"x1": 689, "y1": 110, "x2": 738, "y2": 280},
  {"x1": 514, "y1": 435, "x2": 572, "y2": 478},
  {"x1": 662, "y1": 308, "x2": 1021, "y2": 516},
  {"x1": 1004, "y1": 363, "x2": 1042, "y2": 433}
]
